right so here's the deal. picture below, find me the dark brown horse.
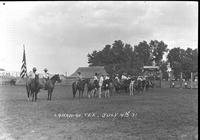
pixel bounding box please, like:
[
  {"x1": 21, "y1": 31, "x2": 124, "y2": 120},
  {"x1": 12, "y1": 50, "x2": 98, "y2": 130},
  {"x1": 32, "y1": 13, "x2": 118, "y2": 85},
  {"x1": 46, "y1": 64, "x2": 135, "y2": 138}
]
[
  {"x1": 72, "y1": 78, "x2": 88, "y2": 98},
  {"x1": 26, "y1": 74, "x2": 40, "y2": 102},
  {"x1": 37, "y1": 74, "x2": 61, "y2": 101}
]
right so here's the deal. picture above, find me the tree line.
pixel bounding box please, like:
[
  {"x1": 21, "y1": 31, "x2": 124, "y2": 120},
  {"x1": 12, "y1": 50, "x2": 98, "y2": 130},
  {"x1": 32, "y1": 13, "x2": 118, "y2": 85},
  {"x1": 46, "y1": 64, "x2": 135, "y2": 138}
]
[{"x1": 87, "y1": 40, "x2": 198, "y2": 80}]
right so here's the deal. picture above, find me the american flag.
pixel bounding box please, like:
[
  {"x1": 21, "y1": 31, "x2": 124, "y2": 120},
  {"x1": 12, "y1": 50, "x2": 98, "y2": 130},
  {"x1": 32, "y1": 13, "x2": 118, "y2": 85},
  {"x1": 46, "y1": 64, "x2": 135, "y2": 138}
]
[{"x1": 20, "y1": 45, "x2": 27, "y2": 78}]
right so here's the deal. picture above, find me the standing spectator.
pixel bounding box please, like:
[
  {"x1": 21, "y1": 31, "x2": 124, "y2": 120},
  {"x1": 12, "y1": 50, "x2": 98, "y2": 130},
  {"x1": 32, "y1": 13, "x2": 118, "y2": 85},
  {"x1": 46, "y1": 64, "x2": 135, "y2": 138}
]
[
  {"x1": 93, "y1": 73, "x2": 99, "y2": 92},
  {"x1": 129, "y1": 78, "x2": 135, "y2": 96},
  {"x1": 99, "y1": 74, "x2": 104, "y2": 98},
  {"x1": 103, "y1": 75, "x2": 110, "y2": 98}
]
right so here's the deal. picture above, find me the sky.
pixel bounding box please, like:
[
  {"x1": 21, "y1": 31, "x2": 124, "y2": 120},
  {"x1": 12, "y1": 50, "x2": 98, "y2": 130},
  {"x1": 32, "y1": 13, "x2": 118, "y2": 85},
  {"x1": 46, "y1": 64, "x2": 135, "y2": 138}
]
[{"x1": 0, "y1": 1, "x2": 198, "y2": 75}]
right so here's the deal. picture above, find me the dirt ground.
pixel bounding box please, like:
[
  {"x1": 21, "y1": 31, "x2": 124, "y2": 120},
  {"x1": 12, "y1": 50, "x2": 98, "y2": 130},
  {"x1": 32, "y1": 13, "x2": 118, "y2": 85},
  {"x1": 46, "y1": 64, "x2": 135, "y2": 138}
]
[{"x1": 0, "y1": 85, "x2": 198, "y2": 140}]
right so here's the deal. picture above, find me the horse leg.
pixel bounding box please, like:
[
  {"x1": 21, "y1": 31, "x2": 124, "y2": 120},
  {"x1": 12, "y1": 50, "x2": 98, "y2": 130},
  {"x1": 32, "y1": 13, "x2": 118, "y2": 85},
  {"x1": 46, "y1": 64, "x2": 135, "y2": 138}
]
[
  {"x1": 79, "y1": 90, "x2": 81, "y2": 99},
  {"x1": 35, "y1": 91, "x2": 38, "y2": 101},
  {"x1": 26, "y1": 85, "x2": 30, "y2": 101},
  {"x1": 108, "y1": 90, "x2": 110, "y2": 98},
  {"x1": 99, "y1": 87, "x2": 101, "y2": 98},
  {"x1": 31, "y1": 90, "x2": 34, "y2": 102},
  {"x1": 106, "y1": 90, "x2": 108, "y2": 98},
  {"x1": 47, "y1": 89, "x2": 50, "y2": 100},
  {"x1": 73, "y1": 89, "x2": 77, "y2": 98},
  {"x1": 92, "y1": 89, "x2": 95, "y2": 98},
  {"x1": 130, "y1": 88, "x2": 132, "y2": 96},
  {"x1": 50, "y1": 89, "x2": 52, "y2": 100},
  {"x1": 81, "y1": 90, "x2": 83, "y2": 98},
  {"x1": 88, "y1": 91, "x2": 91, "y2": 98}
]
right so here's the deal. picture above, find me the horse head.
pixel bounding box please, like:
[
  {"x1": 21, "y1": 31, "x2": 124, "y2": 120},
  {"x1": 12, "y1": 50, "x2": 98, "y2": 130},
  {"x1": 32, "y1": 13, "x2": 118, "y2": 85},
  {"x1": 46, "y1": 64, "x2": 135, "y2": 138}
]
[
  {"x1": 84, "y1": 78, "x2": 90, "y2": 85},
  {"x1": 51, "y1": 74, "x2": 61, "y2": 83}
]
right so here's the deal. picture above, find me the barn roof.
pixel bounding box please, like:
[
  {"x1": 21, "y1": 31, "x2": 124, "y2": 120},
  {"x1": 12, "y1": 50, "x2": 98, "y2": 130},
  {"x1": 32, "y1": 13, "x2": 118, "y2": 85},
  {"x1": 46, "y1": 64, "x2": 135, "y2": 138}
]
[{"x1": 70, "y1": 66, "x2": 108, "y2": 78}]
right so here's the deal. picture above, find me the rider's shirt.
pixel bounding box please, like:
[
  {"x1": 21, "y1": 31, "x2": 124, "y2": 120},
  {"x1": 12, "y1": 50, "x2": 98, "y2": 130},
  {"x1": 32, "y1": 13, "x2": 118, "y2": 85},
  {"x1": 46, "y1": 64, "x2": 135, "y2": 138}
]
[
  {"x1": 105, "y1": 76, "x2": 109, "y2": 80},
  {"x1": 184, "y1": 82, "x2": 188, "y2": 85},
  {"x1": 94, "y1": 75, "x2": 98, "y2": 81},
  {"x1": 77, "y1": 74, "x2": 83, "y2": 80},
  {"x1": 43, "y1": 72, "x2": 49, "y2": 79},
  {"x1": 121, "y1": 75, "x2": 127, "y2": 80},
  {"x1": 137, "y1": 77, "x2": 142, "y2": 81},
  {"x1": 115, "y1": 76, "x2": 120, "y2": 82},
  {"x1": 28, "y1": 71, "x2": 37, "y2": 79}
]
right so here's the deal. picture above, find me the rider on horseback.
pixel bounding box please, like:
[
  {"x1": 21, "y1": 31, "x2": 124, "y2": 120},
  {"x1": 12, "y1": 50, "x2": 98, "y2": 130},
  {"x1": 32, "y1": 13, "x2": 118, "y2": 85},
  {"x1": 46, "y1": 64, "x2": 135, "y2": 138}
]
[
  {"x1": 43, "y1": 68, "x2": 50, "y2": 89},
  {"x1": 115, "y1": 74, "x2": 120, "y2": 83},
  {"x1": 76, "y1": 72, "x2": 83, "y2": 83},
  {"x1": 43, "y1": 68, "x2": 49, "y2": 79},
  {"x1": 121, "y1": 73, "x2": 128, "y2": 81},
  {"x1": 28, "y1": 67, "x2": 37, "y2": 81},
  {"x1": 121, "y1": 72, "x2": 128, "y2": 85},
  {"x1": 137, "y1": 76, "x2": 142, "y2": 81}
]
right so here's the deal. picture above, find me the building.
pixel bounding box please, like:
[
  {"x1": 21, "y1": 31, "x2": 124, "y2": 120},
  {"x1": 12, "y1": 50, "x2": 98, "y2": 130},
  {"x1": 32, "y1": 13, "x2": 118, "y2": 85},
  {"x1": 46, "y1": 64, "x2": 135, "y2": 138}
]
[{"x1": 70, "y1": 66, "x2": 108, "y2": 78}]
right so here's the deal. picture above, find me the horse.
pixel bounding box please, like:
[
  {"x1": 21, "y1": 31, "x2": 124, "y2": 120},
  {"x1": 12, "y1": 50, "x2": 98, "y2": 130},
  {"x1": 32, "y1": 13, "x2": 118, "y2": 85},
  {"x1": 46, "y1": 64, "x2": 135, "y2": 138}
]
[
  {"x1": 112, "y1": 79, "x2": 131, "y2": 94},
  {"x1": 135, "y1": 79, "x2": 144, "y2": 94},
  {"x1": 72, "y1": 78, "x2": 88, "y2": 98},
  {"x1": 10, "y1": 79, "x2": 16, "y2": 86},
  {"x1": 85, "y1": 78, "x2": 99, "y2": 98},
  {"x1": 26, "y1": 74, "x2": 40, "y2": 102},
  {"x1": 102, "y1": 79, "x2": 113, "y2": 98},
  {"x1": 36, "y1": 74, "x2": 61, "y2": 101},
  {"x1": 145, "y1": 80, "x2": 154, "y2": 91}
]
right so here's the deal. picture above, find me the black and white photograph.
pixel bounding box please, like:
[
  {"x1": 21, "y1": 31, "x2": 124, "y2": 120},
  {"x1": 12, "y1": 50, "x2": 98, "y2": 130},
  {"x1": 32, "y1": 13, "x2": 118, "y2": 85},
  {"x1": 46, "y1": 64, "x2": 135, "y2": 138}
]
[{"x1": 0, "y1": 1, "x2": 198, "y2": 140}]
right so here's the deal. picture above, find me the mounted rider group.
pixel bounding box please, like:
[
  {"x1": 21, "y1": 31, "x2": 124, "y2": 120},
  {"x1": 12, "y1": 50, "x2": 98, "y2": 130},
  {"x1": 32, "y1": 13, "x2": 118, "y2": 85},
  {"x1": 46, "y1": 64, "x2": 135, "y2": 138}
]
[
  {"x1": 73, "y1": 71, "x2": 154, "y2": 99},
  {"x1": 26, "y1": 67, "x2": 61, "y2": 102}
]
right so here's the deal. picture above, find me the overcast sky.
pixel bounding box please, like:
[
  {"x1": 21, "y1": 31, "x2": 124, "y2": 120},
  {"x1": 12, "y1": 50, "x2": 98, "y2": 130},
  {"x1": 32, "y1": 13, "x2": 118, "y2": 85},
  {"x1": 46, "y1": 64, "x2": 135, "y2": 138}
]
[{"x1": 0, "y1": 1, "x2": 198, "y2": 75}]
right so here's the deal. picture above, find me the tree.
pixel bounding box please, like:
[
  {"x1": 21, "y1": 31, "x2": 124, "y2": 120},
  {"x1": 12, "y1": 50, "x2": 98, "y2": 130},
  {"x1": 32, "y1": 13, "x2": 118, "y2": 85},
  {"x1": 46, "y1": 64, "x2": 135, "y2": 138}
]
[
  {"x1": 167, "y1": 47, "x2": 198, "y2": 80},
  {"x1": 134, "y1": 41, "x2": 151, "y2": 66},
  {"x1": 159, "y1": 61, "x2": 168, "y2": 80},
  {"x1": 88, "y1": 50, "x2": 102, "y2": 66},
  {"x1": 149, "y1": 40, "x2": 168, "y2": 66}
]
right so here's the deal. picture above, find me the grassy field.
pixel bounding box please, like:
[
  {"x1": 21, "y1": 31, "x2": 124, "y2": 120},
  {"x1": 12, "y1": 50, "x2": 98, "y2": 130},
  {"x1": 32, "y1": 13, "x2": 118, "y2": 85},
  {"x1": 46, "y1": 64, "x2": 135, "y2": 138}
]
[{"x1": 0, "y1": 85, "x2": 198, "y2": 140}]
